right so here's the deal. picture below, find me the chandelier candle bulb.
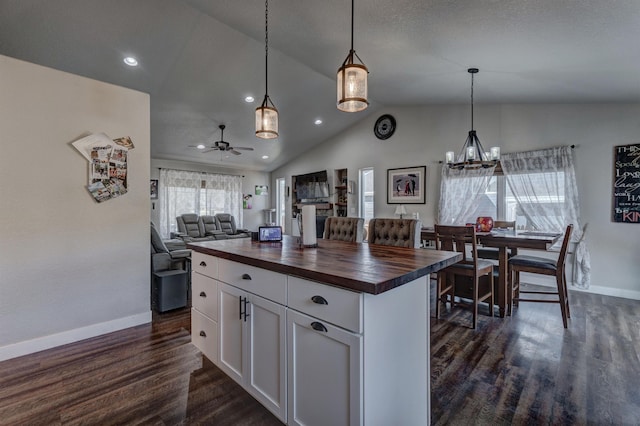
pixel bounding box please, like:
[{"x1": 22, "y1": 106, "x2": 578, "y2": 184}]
[
  {"x1": 491, "y1": 146, "x2": 501, "y2": 160},
  {"x1": 446, "y1": 151, "x2": 455, "y2": 164},
  {"x1": 467, "y1": 146, "x2": 476, "y2": 160}
]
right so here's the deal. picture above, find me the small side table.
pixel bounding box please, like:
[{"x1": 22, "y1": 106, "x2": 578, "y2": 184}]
[{"x1": 152, "y1": 269, "x2": 188, "y2": 313}]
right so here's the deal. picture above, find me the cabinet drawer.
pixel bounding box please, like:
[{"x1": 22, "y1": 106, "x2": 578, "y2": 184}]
[
  {"x1": 192, "y1": 273, "x2": 218, "y2": 320},
  {"x1": 191, "y1": 308, "x2": 218, "y2": 364},
  {"x1": 288, "y1": 276, "x2": 363, "y2": 333},
  {"x1": 192, "y1": 252, "x2": 218, "y2": 279},
  {"x1": 218, "y1": 258, "x2": 287, "y2": 305}
]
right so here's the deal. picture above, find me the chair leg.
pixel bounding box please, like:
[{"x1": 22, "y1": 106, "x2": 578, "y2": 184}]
[
  {"x1": 489, "y1": 273, "x2": 494, "y2": 317},
  {"x1": 507, "y1": 268, "x2": 513, "y2": 316},
  {"x1": 435, "y1": 273, "x2": 442, "y2": 320},
  {"x1": 511, "y1": 270, "x2": 520, "y2": 308},
  {"x1": 562, "y1": 271, "x2": 571, "y2": 318},
  {"x1": 556, "y1": 273, "x2": 569, "y2": 329},
  {"x1": 472, "y1": 277, "x2": 479, "y2": 329}
]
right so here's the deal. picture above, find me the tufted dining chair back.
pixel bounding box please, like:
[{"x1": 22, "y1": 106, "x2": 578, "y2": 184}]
[
  {"x1": 323, "y1": 217, "x2": 365, "y2": 242},
  {"x1": 367, "y1": 218, "x2": 422, "y2": 248}
]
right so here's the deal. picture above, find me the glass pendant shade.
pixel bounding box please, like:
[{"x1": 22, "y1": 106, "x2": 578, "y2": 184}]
[
  {"x1": 255, "y1": 96, "x2": 278, "y2": 139},
  {"x1": 256, "y1": 0, "x2": 278, "y2": 140},
  {"x1": 337, "y1": 56, "x2": 368, "y2": 112}
]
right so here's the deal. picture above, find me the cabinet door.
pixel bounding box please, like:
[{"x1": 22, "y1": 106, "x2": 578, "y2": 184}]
[
  {"x1": 246, "y1": 294, "x2": 287, "y2": 422},
  {"x1": 287, "y1": 309, "x2": 362, "y2": 426},
  {"x1": 218, "y1": 282, "x2": 245, "y2": 385}
]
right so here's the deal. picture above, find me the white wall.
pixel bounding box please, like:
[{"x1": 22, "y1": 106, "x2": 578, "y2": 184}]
[
  {"x1": 272, "y1": 104, "x2": 640, "y2": 298},
  {"x1": 150, "y1": 159, "x2": 271, "y2": 232},
  {"x1": 0, "y1": 55, "x2": 151, "y2": 361}
]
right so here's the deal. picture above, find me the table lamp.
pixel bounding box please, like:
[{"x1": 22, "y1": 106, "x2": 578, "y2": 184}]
[{"x1": 395, "y1": 205, "x2": 407, "y2": 219}]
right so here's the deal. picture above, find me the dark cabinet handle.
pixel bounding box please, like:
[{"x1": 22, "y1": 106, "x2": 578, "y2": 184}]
[
  {"x1": 200, "y1": 261, "x2": 207, "y2": 267},
  {"x1": 311, "y1": 321, "x2": 328, "y2": 332},
  {"x1": 311, "y1": 295, "x2": 328, "y2": 305},
  {"x1": 242, "y1": 273, "x2": 252, "y2": 280},
  {"x1": 199, "y1": 291, "x2": 206, "y2": 298},
  {"x1": 243, "y1": 298, "x2": 250, "y2": 322},
  {"x1": 199, "y1": 331, "x2": 206, "y2": 337}
]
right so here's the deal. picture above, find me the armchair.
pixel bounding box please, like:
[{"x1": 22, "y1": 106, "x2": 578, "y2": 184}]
[
  {"x1": 199, "y1": 215, "x2": 228, "y2": 240},
  {"x1": 215, "y1": 213, "x2": 251, "y2": 238},
  {"x1": 176, "y1": 214, "x2": 224, "y2": 242},
  {"x1": 176, "y1": 214, "x2": 205, "y2": 241},
  {"x1": 150, "y1": 222, "x2": 191, "y2": 271},
  {"x1": 150, "y1": 221, "x2": 190, "y2": 312}
]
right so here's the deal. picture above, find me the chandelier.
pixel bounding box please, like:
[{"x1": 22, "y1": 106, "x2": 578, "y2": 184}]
[
  {"x1": 445, "y1": 68, "x2": 500, "y2": 168},
  {"x1": 256, "y1": 0, "x2": 278, "y2": 139}
]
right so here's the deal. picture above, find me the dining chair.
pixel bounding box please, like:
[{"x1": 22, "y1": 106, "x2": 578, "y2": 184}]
[
  {"x1": 476, "y1": 220, "x2": 516, "y2": 260},
  {"x1": 434, "y1": 225, "x2": 494, "y2": 329},
  {"x1": 508, "y1": 224, "x2": 573, "y2": 328},
  {"x1": 367, "y1": 218, "x2": 422, "y2": 248},
  {"x1": 323, "y1": 216, "x2": 364, "y2": 242}
]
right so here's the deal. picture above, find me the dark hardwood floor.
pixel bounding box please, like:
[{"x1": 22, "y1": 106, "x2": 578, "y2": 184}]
[{"x1": 1, "y1": 282, "x2": 639, "y2": 425}]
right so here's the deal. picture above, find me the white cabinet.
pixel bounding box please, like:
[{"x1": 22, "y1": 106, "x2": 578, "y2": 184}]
[
  {"x1": 287, "y1": 309, "x2": 362, "y2": 426},
  {"x1": 192, "y1": 253, "x2": 430, "y2": 425},
  {"x1": 218, "y1": 281, "x2": 287, "y2": 422},
  {"x1": 287, "y1": 276, "x2": 429, "y2": 426},
  {"x1": 191, "y1": 265, "x2": 219, "y2": 364}
]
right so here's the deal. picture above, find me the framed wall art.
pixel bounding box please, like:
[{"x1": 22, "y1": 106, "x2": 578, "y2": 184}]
[
  {"x1": 150, "y1": 179, "x2": 158, "y2": 199},
  {"x1": 613, "y1": 143, "x2": 640, "y2": 223},
  {"x1": 387, "y1": 166, "x2": 426, "y2": 204}
]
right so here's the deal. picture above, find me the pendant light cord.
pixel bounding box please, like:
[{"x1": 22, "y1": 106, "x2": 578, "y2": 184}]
[
  {"x1": 351, "y1": 0, "x2": 354, "y2": 52},
  {"x1": 265, "y1": 0, "x2": 269, "y2": 96},
  {"x1": 470, "y1": 71, "x2": 474, "y2": 131}
]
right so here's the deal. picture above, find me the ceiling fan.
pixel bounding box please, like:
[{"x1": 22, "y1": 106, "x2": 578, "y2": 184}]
[{"x1": 196, "y1": 124, "x2": 254, "y2": 156}]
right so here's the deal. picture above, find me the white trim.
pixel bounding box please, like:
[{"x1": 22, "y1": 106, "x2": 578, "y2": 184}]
[
  {"x1": 520, "y1": 274, "x2": 640, "y2": 301},
  {"x1": 0, "y1": 311, "x2": 152, "y2": 362}
]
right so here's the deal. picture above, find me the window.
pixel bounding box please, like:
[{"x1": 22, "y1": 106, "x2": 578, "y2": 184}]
[
  {"x1": 359, "y1": 167, "x2": 374, "y2": 235},
  {"x1": 276, "y1": 177, "x2": 285, "y2": 231},
  {"x1": 158, "y1": 169, "x2": 242, "y2": 238}
]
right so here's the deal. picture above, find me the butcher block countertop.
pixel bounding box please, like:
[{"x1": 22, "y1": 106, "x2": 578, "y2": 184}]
[{"x1": 188, "y1": 235, "x2": 462, "y2": 295}]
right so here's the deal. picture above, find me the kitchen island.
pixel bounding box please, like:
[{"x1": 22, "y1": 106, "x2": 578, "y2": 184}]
[{"x1": 188, "y1": 236, "x2": 461, "y2": 426}]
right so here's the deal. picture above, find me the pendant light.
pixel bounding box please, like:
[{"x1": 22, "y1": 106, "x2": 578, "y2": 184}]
[
  {"x1": 337, "y1": 0, "x2": 368, "y2": 112},
  {"x1": 256, "y1": 0, "x2": 278, "y2": 139},
  {"x1": 445, "y1": 68, "x2": 500, "y2": 168}
]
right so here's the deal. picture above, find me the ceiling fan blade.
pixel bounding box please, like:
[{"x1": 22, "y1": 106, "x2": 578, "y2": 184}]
[
  {"x1": 230, "y1": 149, "x2": 242, "y2": 155},
  {"x1": 202, "y1": 147, "x2": 219, "y2": 153},
  {"x1": 234, "y1": 147, "x2": 254, "y2": 151}
]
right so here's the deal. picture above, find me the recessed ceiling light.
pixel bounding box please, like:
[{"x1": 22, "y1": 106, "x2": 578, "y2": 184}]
[
  {"x1": 245, "y1": 96, "x2": 255, "y2": 103},
  {"x1": 123, "y1": 56, "x2": 138, "y2": 66},
  {"x1": 196, "y1": 144, "x2": 205, "y2": 149},
  {"x1": 262, "y1": 155, "x2": 269, "y2": 159},
  {"x1": 314, "y1": 119, "x2": 323, "y2": 125}
]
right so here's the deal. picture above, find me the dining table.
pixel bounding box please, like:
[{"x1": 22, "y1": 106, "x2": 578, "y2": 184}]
[{"x1": 421, "y1": 227, "x2": 563, "y2": 317}]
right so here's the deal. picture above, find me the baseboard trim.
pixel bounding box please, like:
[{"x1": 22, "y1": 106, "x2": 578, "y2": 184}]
[
  {"x1": 520, "y1": 273, "x2": 640, "y2": 301},
  {"x1": 0, "y1": 311, "x2": 152, "y2": 362}
]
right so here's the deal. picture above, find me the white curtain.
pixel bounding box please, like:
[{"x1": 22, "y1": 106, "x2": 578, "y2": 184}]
[
  {"x1": 158, "y1": 169, "x2": 243, "y2": 238},
  {"x1": 501, "y1": 146, "x2": 591, "y2": 288},
  {"x1": 438, "y1": 164, "x2": 496, "y2": 225}
]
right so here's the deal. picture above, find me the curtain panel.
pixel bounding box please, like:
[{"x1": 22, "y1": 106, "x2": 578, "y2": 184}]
[
  {"x1": 158, "y1": 169, "x2": 243, "y2": 239},
  {"x1": 501, "y1": 146, "x2": 590, "y2": 288},
  {"x1": 438, "y1": 164, "x2": 496, "y2": 225}
]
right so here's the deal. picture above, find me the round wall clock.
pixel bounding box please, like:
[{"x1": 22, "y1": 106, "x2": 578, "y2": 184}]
[{"x1": 374, "y1": 114, "x2": 396, "y2": 140}]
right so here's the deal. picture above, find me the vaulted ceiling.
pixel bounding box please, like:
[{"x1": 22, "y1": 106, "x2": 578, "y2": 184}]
[{"x1": 1, "y1": 0, "x2": 638, "y2": 171}]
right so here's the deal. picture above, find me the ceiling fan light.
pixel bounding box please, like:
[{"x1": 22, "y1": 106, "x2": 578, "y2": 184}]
[{"x1": 337, "y1": 60, "x2": 368, "y2": 112}]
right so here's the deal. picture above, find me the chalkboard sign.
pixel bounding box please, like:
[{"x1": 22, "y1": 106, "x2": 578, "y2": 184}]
[{"x1": 613, "y1": 143, "x2": 640, "y2": 223}]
